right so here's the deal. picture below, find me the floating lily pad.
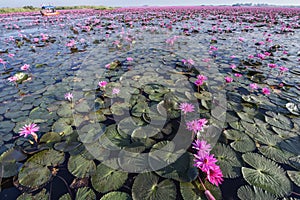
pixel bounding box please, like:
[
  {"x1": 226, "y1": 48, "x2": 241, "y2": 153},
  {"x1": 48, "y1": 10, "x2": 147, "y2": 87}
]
[
  {"x1": 57, "y1": 103, "x2": 73, "y2": 118},
  {"x1": 91, "y1": 163, "x2": 128, "y2": 193},
  {"x1": 223, "y1": 129, "x2": 255, "y2": 153},
  {"x1": 132, "y1": 126, "x2": 160, "y2": 138},
  {"x1": 237, "y1": 185, "x2": 276, "y2": 200},
  {"x1": 287, "y1": 171, "x2": 300, "y2": 187},
  {"x1": 286, "y1": 103, "x2": 300, "y2": 116},
  {"x1": 148, "y1": 141, "x2": 197, "y2": 182},
  {"x1": 180, "y1": 182, "x2": 203, "y2": 200},
  {"x1": 100, "y1": 192, "x2": 132, "y2": 200},
  {"x1": 39, "y1": 132, "x2": 61, "y2": 145},
  {"x1": 17, "y1": 188, "x2": 49, "y2": 200},
  {"x1": 111, "y1": 102, "x2": 130, "y2": 116},
  {"x1": 132, "y1": 172, "x2": 176, "y2": 200},
  {"x1": 289, "y1": 156, "x2": 300, "y2": 170},
  {"x1": 0, "y1": 148, "x2": 27, "y2": 178},
  {"x1": 68, "y1": 154, "x2": 96, "y2": 178},
  {"x1": 59, "y1": 192, "x2": 72, "y2": 199},
  {"x1": 211, "y1": 143, "x2": 242, "y2": 178},
  {"x1": 52, "y1": 118, "x2": 73, "y2": 136},
  {"x1": 75, "y1": 187, "x2": 96, "y2": 200},
  {"x1": 242, "y1": 153, "x2": 292, "y2": 196},
  {"x1": 18, "y1": 149, "x2": 65, "y2": 189}
]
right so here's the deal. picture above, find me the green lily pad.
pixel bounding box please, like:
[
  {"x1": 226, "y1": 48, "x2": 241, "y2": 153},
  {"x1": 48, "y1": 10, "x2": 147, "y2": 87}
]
[
  {"x1": 132, "y1": 126, "x2": 160, "y2": 138},
  {"x1": 17, "y1": 188, "x2": 49, "y2": 200},
  {"x1": 29, "y1": 107, "x2": 56, "y2": 122},
  {"x1": 289, "y1": 155, "x2": 300, "y2": 170},
  {"x1": 148, "y1": 141, "x2": 197, "y2": 182},
  {"x1": 102, "y1": 124, "x2": 131, "y2": 149},
  {"x1": 15, "y1": 72, "x2": 29, "y2": 84},
  {"x1": 287, "y1": 171, "x2": 300, "y2": 187},
  {"x1": 0, "y1": 148, "x2": 27, "y2": 178},
  {"x1": 75, "y1": 187, "x2": 96, "y2": 200},
  {"x1": 57, "y1": 103, "x2": 73, "y2": 118},
  {"x1": 237, "y1": 185, "x2": 276, "y2": 200},
  {"x1": 242, "y1": 153, "x2": 292, "y2": 197},
  {"x1": 59, "y1": 193, "x2": 71, "y2": 200},
  {"x1": 18, "y1": 149, "x2": 65, "y2": 189},
  {"x1": 180, "y1": 182, "x2": 203, "y2": 200},
  {"x1": 223, "y1": 129, "x2": 255, "y2": 153},
  {"x1": 265, "y1": 113, "x2": 292, "y2": 130},
  {"x1": 280, "y1": 137, "x2": 300, "y2": 155},
  {"x1": 79, "y1": 123, "x2": 106, "y2": 143},
  {"x1": 286, "y1": 103, "x2": 300, "y2": 116},
  {"x1": 132, "y1": 102, "x2": 149, "y2": 117},
  {"x1": 111, "y1": 102, "x2": 130, "y2": 116},
  {"x1": 132, "y1": 172, "x2": 176, "y2": 200},
  {"x1": 52, "y1": 118, "x2": 73, "y2": 136},
  {"x1": 91, "y1": 163, "x2": 128, "y2": 193},
  {"x1": 100, "y1": 192, "x2": 132, "y2": 200},
  {"x1": 39, "y1": 132, "x2": 61, "y2": 145},
  {"x1": 68, "y1": 154, "x2": 96, "y2": 178},
  {"x1": 211, "y1": 143, "x2": 242, "y2": 178},
  {"x1": 75, "y1": 100, "x2": 91, "y2": 113}
]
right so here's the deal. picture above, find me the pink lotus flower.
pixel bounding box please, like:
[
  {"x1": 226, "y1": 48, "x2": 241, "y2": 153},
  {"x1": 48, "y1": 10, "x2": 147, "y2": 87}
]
[
  {"x1": 19, "y1": 123, "x2": 39, "y2": 142},
  {"x1": 248, "y1": 55, "x2": 254, "y2": 59},
  {"x1": 192, "y1": 139, "x2": 211, "y2": 158},
  {"x1": 112, "y1": 88, "x2": 120, "y2": 95},
  {"x1": 206, "y1": 165, "x2": 224, "y2": 186},
  {"x1": 64, "y1": 92, "x2": 73, "y2": 101},
  {"x1": 21, "y1": 64, "x2": 30, "y2": 71},
  {"x1": 225, "y1": 76, "x2": 233, "y2": 83},
  {"x1": 230, "y1": 64, "x2": 236, "y2": 69},
  {"x1": 105, "y1": 64, "x2": 111, "y2": 69},
  {"x1": 210, "y1": 46, "x2": 218, "y2": 51},
  {"x1": 279, "y1": 66, "x2": 288, "y2": 72},
  {"x1": 234, "y1": 73, "x2": 242, "y2": 77},
  {"x1": 182, "y1": 58, "x2": 195, "y2": 66},
  {"x1": 194, "y1": 74, "x2": 208, "y2": 87},
  {"x1": 268, "y1": 63, "x2": 277, "y2": 69},
  {"x1": 249, "y1": 83, "x2": 258, "y2": 90},
  {"x1": 262, "y1": 87, "x2": 270, "y2": 95},
  {"x1": 257, "y1": 53, "x2": 266, "y2": 59},
  {"x1": 194, "y1": 154, "x2": 217, "y2": 172},
  {"x1": 179, "y1": 102, "x2": 195, "y2": 114},
  {"x1": 264, "y1": 52, "x2": 271, "y2": 56},
  {"x1": 258, "y1": 41, "x2": 265, "y2": 45},
  {"x1": 8, "y1": 53, "x2": 15, "y2": 58},
  {"x1": 8, "y1": 76, "x2": 18, "y2": 82},
  {"x1": 186, "y1": 118, "x2": 208, "y2": 134},
  {"x1": 238, "y1": 37, "x2": 245, "y2": 42},
  {"x1": 33, "y1": 38, "x2": 39, "y2": 43},
  {"x1": 98, "y1": 81, "x2": 108, "y2": 88},
  {"x1": 127, "y1": 57, "x2": 133, "y2": 62}
]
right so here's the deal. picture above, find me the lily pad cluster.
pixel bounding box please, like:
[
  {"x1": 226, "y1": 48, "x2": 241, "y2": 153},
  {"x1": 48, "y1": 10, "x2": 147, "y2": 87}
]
[{"x1": 0, "y1": 5, "x2": 300, "y2": 200}]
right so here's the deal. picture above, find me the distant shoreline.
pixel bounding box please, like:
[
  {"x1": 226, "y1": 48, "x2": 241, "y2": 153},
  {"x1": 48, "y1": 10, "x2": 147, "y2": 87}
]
[{"x1": 0, "y1": 5, "x2": 114, "y2": 14}]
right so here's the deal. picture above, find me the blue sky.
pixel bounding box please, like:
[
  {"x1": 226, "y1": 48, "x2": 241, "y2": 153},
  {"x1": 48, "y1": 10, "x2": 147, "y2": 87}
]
[{"x1": 0, "y1": 0, "x2": 300, "y2": 8}]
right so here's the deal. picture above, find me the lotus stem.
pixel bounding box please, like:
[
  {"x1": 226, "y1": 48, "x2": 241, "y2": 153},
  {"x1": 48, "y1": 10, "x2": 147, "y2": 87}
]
[
  {"x1": 56, "y1": 175, "x2": 73, "y2": 199},
  {"x1": 198, "y1": 175, "x2": 216, "y2": 200}
]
